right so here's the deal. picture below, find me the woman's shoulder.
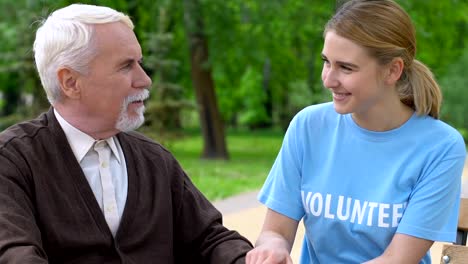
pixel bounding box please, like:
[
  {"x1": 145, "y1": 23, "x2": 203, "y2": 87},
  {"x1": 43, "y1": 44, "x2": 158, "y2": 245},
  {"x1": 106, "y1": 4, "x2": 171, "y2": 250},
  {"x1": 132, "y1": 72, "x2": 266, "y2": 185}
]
[
  {"x1": 415, "y1": 116, "x2": 463, "y2": 139},
  {"x1": 412, "y1": 115, "x2": 466, "y2": 154}
]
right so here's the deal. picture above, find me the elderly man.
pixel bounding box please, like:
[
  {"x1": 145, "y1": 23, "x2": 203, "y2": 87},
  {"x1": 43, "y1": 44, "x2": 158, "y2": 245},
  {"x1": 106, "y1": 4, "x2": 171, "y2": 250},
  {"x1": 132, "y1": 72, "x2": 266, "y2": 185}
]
[{"x1": 0, "y1": 4, "x2": 252, "y2": 263}]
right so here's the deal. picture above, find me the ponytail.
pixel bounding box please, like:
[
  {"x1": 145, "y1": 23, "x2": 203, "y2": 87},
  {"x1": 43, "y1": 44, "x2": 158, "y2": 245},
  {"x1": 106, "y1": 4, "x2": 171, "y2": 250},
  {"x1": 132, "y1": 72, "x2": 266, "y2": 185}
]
[{"x1": 398, "y1": 59, "x2": 442, "y2": 119}]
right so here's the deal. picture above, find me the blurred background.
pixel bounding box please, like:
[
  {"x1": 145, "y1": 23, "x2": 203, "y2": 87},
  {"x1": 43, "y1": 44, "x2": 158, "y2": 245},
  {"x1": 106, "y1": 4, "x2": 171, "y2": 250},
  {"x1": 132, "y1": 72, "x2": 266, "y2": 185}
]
[{"x1": 0, "y1": 0, "x2": 467, "y2": 201}]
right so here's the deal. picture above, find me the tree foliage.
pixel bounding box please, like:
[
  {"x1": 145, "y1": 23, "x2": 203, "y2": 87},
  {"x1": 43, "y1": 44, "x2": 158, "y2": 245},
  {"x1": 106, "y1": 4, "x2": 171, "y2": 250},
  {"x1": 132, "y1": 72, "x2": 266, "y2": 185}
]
[
  {"x1": 144, "y1": 1, "x2": 194, "y2": 135},
  {"x1": 0, "y1": 0, "x2": 467, "y2": 134}
]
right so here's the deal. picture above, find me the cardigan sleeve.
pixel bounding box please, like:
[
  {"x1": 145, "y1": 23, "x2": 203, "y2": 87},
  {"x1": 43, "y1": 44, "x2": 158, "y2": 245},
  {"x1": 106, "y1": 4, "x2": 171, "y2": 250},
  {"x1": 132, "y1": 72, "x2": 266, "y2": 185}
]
[
  {"x1": 171, "y1": 160, "x2": 253, "y2": 264},
  {"x1": 0, "y1": 152, "x2": 48, "y2": 263}
]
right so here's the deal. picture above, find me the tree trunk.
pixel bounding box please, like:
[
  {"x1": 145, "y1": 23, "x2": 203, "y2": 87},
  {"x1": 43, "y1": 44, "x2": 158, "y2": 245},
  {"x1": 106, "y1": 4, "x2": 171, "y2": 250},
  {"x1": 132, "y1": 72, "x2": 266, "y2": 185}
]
[
  {"x1": 262, "y1": 58, "x2": 273, "y2": 127},
  {"x1": 183, "y1": 0, "x2": 228, "y2": 160}
]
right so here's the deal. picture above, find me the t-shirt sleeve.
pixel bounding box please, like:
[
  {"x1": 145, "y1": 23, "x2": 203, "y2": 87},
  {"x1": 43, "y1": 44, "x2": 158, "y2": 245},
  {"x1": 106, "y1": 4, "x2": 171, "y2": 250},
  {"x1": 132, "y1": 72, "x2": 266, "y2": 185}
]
[
  {"x1": 396, "y1": 134, "x2": 467, "y2": 242},
  {"x1": 258, "y1": 115, "x2": 306, "y2": 221}
]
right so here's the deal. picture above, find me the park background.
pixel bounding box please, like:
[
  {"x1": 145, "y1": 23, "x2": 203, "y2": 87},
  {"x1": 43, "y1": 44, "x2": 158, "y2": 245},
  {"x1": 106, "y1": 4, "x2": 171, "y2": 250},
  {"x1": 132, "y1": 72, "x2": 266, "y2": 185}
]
[{"x1": 0, "y1": 0, "x2": 467, "y2": 202}]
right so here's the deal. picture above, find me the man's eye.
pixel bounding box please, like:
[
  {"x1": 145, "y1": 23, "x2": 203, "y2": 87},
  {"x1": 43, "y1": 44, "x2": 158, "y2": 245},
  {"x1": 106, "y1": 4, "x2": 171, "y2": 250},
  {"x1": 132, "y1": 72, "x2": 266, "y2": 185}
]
[{"x1": 122, "y1": 63, "x2": 132, "y2": 70}]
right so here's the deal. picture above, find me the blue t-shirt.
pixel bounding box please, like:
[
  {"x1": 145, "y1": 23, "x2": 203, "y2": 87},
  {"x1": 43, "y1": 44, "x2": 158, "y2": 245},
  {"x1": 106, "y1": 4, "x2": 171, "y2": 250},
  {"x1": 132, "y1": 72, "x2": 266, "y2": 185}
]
[{"x1": 258, "y1": 102, "x2": 466, "y2": 264}]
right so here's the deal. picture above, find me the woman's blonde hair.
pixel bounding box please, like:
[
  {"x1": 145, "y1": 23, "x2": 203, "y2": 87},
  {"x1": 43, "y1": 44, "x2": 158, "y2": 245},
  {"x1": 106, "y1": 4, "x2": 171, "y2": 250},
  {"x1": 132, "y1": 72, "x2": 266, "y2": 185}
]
[{"x1": 325, "y1": 0, "x2": 442, "y2": 118}]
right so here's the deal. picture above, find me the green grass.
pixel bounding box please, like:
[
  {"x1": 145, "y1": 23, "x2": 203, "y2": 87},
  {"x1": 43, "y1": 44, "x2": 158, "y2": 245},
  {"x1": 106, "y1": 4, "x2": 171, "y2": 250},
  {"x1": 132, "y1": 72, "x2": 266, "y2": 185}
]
[{"x1": 143, "y1": 129, "x2": 284, "y2": 201}]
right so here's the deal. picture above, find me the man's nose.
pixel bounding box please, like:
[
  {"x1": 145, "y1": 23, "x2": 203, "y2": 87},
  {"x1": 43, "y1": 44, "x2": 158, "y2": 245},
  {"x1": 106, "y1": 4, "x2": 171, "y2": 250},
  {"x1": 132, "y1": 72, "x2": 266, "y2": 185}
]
[{"x1": 133, "y1": 65, "x2": 152, "y2": 89}]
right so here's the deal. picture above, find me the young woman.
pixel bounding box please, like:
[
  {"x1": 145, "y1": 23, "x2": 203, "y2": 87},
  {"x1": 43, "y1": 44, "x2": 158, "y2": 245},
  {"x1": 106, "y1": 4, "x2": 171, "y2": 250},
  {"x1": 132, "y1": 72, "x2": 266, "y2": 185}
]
[{"x1": 246, "y1": 1, "x2": 466, "y2": 263}]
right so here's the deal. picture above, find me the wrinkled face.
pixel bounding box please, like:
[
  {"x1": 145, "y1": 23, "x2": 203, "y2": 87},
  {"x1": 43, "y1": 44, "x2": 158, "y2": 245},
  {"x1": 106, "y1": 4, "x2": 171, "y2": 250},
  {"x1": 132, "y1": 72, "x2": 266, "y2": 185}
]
[
  {"x1": 321, "y1": 31, "x2": 388, "y2": 118},
  {"x1": 77, "y1": 22, "x2": 152, "y2": 133}
]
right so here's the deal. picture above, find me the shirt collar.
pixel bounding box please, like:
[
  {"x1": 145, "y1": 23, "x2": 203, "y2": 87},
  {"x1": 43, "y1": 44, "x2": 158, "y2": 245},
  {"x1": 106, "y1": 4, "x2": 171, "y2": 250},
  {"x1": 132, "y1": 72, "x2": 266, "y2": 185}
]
[
  {"x1": 104, "y1": 137, "x2": 121, "y2": 164},
  {"x1": 54, "y1": 109, "x2": 121, "y2": 164}
]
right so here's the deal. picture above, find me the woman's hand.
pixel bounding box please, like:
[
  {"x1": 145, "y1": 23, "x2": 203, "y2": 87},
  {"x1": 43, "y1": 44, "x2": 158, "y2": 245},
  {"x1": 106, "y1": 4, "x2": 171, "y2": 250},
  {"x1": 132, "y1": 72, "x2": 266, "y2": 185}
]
[
  {"x1": 246, "y1": 231, "x2": 294, "y2": 264},
  {"x1": 246, "y1": 209, "x2": 299, "y2": 264}
]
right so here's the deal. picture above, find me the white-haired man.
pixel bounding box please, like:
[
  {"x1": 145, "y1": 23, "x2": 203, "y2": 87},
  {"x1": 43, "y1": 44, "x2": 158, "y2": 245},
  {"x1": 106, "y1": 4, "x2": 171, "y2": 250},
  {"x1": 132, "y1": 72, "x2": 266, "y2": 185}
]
[{"x1": 0, "y1": 4, "x2": 252, "y2": 263}]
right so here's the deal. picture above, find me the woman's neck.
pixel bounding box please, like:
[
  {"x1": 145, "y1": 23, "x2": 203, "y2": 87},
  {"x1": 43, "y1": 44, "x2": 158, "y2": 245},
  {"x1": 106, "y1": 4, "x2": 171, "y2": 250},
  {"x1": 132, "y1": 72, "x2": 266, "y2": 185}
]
[{"x1": 352, "y1": 102, "x2": 414, "y2": 132}]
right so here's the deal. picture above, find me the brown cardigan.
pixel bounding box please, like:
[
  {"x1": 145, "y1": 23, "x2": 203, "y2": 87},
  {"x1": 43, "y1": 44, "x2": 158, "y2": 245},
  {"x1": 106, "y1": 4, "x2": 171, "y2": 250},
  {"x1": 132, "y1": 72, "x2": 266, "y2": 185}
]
[{"x1": 0, "y1": 109, "x2": 252, "y2": 263}]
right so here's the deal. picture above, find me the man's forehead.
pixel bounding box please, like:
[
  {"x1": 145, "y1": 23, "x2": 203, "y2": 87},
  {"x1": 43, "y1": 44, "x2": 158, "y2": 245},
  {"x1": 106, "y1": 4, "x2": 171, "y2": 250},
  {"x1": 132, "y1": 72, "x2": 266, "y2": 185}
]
[
  {"x1": 93, "y1": 22, "x2": 136, "y2": 41},
  {"x1": 92, "y1": 22, "x2": 142, "y2": 56}
]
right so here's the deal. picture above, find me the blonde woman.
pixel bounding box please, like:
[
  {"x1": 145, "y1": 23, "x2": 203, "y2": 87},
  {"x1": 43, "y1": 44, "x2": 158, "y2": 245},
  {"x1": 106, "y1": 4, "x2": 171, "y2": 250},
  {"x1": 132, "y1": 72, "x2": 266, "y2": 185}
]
[{"x1": 247, "y1": 1, "x2": 466, "y2": 263}]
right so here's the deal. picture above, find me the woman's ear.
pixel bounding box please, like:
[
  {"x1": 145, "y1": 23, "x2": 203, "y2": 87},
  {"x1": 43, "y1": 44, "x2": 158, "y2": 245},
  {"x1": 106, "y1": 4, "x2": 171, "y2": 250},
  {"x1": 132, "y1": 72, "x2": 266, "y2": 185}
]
[
  {"x1": 385, "y1": 57, "x2": 404, "y2": 86},
  {"x1": 57, "y1": 67, "x2": 81, "y2": 99}
]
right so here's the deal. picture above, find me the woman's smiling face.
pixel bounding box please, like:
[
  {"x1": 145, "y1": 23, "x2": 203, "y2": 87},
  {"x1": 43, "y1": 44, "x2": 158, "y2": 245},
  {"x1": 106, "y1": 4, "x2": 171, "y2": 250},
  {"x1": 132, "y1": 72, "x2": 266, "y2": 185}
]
[{"x1": 321, "y1": 31, "x2": 389, "y2": 118}]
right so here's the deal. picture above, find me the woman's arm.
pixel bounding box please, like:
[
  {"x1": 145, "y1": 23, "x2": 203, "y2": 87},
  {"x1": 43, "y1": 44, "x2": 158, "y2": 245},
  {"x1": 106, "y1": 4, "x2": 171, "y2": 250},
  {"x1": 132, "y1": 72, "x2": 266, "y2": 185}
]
[
  {"x1": 246, "y1": 209, "x2": 299, "y2": 264},
  {"x1": 363, "y1": 233, "x2": 433, "y2": 264}
]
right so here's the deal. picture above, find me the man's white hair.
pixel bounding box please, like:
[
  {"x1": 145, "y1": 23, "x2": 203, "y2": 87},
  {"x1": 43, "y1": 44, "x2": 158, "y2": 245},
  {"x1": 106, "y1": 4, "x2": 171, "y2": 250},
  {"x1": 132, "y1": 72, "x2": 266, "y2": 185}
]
[{"x1": 33, "y1": 4, "x2": 134, "y2": 105}]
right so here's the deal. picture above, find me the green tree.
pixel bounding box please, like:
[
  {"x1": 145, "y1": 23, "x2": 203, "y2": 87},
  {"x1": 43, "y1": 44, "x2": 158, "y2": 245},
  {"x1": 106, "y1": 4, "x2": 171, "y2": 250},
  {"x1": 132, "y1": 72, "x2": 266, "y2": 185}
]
[
  {"x1": 183, "y1": 0, "x2": 229, "y2": 159},
  {"x1": 203, "y1": 0, "x2": 334, "y2": 129},
  {"x1": 0, "y1": 1, "x2": 48, "y2": 118},
  {"x1": 144, "y1": 1, "x2": 194, "y2": 136},
  {"x1": 1, "y1": 0, "x2": 466, "y2": 136}
]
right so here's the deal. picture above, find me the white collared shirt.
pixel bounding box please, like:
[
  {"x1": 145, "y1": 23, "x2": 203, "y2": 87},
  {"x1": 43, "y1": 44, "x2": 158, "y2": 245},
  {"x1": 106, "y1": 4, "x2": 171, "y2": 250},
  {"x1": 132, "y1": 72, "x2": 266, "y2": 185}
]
[{"x1": 54, "y1": 109, "x2": 128, "y2": 228}]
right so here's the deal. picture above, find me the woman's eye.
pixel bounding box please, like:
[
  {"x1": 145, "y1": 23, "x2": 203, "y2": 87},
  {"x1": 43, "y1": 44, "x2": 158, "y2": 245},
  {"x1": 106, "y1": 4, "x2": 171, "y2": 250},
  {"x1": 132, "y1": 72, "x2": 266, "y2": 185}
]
[{"x1": 341, "y1": 65, "x2": 352, "y2": 72}]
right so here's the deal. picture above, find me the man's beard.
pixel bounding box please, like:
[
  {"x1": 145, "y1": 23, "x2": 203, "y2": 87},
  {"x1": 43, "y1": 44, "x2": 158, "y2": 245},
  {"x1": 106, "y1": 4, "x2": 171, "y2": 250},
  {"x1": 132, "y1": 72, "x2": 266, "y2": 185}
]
[{"x1": 115, "y1": 89, "x2": 149, "y2": 132}]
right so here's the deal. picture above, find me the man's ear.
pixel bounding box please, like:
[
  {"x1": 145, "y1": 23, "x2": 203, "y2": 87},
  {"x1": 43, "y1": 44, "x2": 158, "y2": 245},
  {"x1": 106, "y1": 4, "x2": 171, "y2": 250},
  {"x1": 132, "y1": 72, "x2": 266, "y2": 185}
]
[
  {"x1": 385, "y1": 57, "x2": 404, "y2": 86},
  {"x1": 57, "y1": 67, "x2": 80, "y2": 99}
]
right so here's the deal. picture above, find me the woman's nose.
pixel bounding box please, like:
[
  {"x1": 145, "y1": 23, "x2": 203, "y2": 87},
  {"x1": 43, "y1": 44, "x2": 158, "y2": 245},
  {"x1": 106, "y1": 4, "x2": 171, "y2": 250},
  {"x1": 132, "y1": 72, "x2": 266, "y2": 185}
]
[{"x1": 322, "y1": 68, "x2": 339, "y2": 88}]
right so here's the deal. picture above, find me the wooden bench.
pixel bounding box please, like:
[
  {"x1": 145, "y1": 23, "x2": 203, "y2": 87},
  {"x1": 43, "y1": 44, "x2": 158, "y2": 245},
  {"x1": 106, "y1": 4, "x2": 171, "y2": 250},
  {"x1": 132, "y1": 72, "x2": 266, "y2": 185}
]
[
  {"x1": 456, "y1": 197, "x2": 468, "y2": 245},
  {"x1": 440, "y1": 198, "x2": 468, "y2": 263}
]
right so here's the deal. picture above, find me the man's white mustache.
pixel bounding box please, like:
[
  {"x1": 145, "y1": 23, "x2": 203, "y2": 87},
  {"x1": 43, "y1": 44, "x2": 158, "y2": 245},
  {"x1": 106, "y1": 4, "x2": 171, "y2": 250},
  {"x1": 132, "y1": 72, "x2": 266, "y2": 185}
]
[{"x1": 125, "y1": 89, "x2": 149, "y2": 104}]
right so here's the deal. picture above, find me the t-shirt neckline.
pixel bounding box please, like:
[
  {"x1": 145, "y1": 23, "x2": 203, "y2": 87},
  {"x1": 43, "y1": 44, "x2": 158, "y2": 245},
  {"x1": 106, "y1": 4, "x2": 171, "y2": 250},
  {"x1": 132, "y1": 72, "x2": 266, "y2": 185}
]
[{"x1": 344, "y1": 112, "x2": 417, "y2": 141}]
